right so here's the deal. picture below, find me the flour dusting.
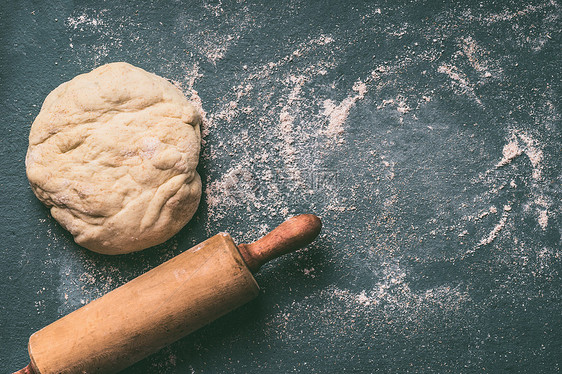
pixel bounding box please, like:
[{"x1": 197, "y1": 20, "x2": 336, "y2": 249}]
[
  {"x1": 323, "y1": 80, "x2": 368, "y2": 140},
  {"x1": 534, "y1": 196, "x2": 551, "y2": 230},
  {"x1": 266, "y1": 261, "x2": 471, "y2": 340},
  {"x1": 66, "y1": 13, "x2": 104, "y2": 30},
  {"x1": 494, "y1": 130, "x2": 545, "y2": 180},
  {"x1": 496, "y1": 138, "x2": 523, "y2": 167},
  {"x1": 438, "y1": 64, "x2": 483, "y2": 105},
  {"x1": 477, "y1": 205, "x2": 511, "y2": 247}
]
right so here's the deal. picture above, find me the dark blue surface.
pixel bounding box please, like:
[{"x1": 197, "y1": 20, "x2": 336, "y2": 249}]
[{"x1": 1, "y1": 1, "x2": 560, "y2": 373}]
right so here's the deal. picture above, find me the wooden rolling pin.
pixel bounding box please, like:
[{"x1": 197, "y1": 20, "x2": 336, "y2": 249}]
[{"x1": 14, "y1": 214, "x2": 322, "y2": 374}]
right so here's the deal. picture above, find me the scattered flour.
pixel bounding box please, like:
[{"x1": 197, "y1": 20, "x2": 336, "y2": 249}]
[
  {"x1": 200, "y1": 32, "x2": 362, "y2": 235},
  {"x1": 496, "y1": 138, "x2": 523, "y2": 167},
  {"x1": 179, "y1": 5, "x2": 255, "y2": 64},
  {"x1": 460, "y1": 126, "x2": 551, "y2": 252},
  {"x1": 518, "y1": 132, "x2": 544, "y2": 180},
  {"x1": 477, "y1": 205, "x2": 511, "y2": 247},
  {"x1": 534, "y1": 196, "x2": 550, "y2": 230},
  {"x1": 438, "y1": 64, "x2": 483, "y2": 105},
  {"x1": 459, "y1": 36, "x2": 503, "y2": 79},
  {"x1": 537, "y1": 210, "x2": 549, "y2": 230},
  {"x1": 322, "y1": 80, "x2": 368, "y2": 140},
  {"x1": 278, "y1": 75, "x2": 307, "y2": 180},
  {"x1": 170, "y1": 63, "x2": 209, "y2": 142},
  {"x1": 266, "y1": 262, "x2": 471, "y2": 340},
  {"x1": 66, "y1": 13, "x2": 104, "y2": 30},
  {"x1": 480, "y1": 2, "x2": 551, "y2": 24},
  {"x1": 494, "y1": 130, "x2": 544, "y2": 180}
]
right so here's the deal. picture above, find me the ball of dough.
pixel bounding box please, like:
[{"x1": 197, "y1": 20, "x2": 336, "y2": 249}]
[{"x1": 26, "y1": 62, "x2": 202, "y2": 255}]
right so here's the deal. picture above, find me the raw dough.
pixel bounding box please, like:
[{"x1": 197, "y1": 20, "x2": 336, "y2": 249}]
[{"x1": 26, "y1": 62, "x2": 202, "y2": 254}]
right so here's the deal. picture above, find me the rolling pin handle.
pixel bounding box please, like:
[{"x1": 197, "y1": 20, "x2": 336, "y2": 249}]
[
  {"x1": 13, "y1": 363, "x2": 36, "y2": 374},
  {"x1": 237, "y1": 214, "x2": 322, "y2": 273}
]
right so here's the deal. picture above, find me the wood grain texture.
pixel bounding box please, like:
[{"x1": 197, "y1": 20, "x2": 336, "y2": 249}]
[
  {"x1": 27, "y1": 234, "x2": 258, "y2": 374},
  {"x1": 238, "y1": 214, "x2": 322, "y2": 272}
]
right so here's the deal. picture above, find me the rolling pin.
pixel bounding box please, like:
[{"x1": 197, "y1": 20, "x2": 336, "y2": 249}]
[{"x1": 14, "y1": 214, "x2": 322, "y2": 374}]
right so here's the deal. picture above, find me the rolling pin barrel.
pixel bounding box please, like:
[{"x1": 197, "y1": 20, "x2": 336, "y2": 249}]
[{"x1": 14, "y1": 214, "x2": 321, "y2": 374}]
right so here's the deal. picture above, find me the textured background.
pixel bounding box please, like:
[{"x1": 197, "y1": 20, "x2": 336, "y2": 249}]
[{"x1": 1, "y1": 1, "x2": 561, "y2": 373}]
